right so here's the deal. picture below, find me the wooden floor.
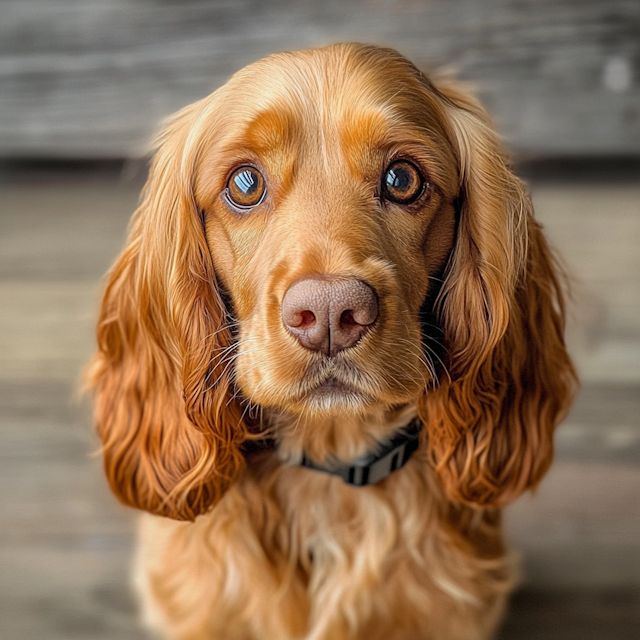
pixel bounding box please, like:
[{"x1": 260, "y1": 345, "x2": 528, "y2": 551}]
[{"x1": 1, "y1": 165, "x2": 639, "y2": 638}]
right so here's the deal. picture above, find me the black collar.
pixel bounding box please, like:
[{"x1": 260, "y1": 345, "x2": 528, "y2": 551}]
[{"x1": 300, "y1": 417, "x2": 422, "y2": 487}]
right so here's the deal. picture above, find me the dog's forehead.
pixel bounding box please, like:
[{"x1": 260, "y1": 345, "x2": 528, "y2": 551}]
[
  {"x1": 217, "y1": 45, "x2": 447, "y2": 155},
  {"x1": 232, "y1": 43, "x2": 425, "y2": 108}
]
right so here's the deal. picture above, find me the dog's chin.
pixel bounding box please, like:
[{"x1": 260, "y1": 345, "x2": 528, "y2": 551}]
[{"x1": 280, "y1": 376, "x2": 376, "y2": 416}]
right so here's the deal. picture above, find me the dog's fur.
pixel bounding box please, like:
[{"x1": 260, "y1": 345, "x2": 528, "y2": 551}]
[{"x1": 88, "y1": 43, "x2": 577, "y2": 639}]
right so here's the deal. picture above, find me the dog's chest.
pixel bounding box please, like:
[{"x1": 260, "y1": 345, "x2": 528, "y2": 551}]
[
  {"x1": 261, "y1": 458, "x2": 447, "y2": 578},
  {"x1": 137, "y1": 459, "x2": 513, "y2": 640}
]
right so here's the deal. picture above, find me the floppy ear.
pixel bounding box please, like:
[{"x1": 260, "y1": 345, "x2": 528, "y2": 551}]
[
  {"x1": 87, "y1": 103, "x2": 247, "y2": 521},
  {"x1": 418, "y1": 84, "x2": 578, "y2": 507}
]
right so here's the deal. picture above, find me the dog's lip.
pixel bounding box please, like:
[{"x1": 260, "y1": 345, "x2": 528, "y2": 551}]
[{"x1": 311, "y1": 376, "x2": 358, "y2": 396}]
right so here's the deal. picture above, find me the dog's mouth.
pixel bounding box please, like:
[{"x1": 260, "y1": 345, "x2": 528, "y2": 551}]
[
  {"x1": 311, "y1": 376, "x2": 358, "y2": 396},
  {"x1": 292, "y1": 362, "x2": 377, "y2": 412},
  {"x1": 235, "y1": 322, "x2": 431, "y2": 414}
]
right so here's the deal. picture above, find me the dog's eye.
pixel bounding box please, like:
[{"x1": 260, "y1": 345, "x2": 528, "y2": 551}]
[
  {"x1": 382, "y1": 161, "x2": 425, "y2": 205},
  {"x1": 226, "y1": 166, "x2": 266, "y2": 209}
]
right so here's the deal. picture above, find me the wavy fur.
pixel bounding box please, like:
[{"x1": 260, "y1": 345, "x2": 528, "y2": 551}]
[{"x1": 88, "y1": 43, "x2": 576, "y2": 639}]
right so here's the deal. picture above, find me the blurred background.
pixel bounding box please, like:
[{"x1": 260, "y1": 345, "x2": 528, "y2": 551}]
[{"x1": 1, "y1": 1, "x2": 639, "y2": 638}]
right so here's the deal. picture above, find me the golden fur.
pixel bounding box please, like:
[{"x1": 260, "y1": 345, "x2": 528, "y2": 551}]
[{"x1": 88, "y1": 43, "x2": 577, "y2": 639}]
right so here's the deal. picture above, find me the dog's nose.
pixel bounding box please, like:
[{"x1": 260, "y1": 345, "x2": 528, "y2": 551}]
[{"x1": 281, "y1": 278, "x2": 378, "y2": 357}]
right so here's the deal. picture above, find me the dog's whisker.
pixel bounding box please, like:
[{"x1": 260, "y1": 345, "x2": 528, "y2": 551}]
[{"x1": 204, "y1": 344, "x2": 259, "y2": 392}]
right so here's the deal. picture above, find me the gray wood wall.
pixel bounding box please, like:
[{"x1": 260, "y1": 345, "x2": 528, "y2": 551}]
[{"x1": 1, "y1": 0, "x2": 639, "y2": 159}]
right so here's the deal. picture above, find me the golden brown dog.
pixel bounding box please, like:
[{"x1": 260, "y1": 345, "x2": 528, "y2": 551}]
[{"x1": 88, "y1": 43, "x2": 577, "y2": 639}]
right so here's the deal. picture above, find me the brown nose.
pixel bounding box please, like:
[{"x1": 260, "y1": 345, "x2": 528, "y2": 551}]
[{"x1": 281, "y1": 278, "x2": 378, "y2": 357}]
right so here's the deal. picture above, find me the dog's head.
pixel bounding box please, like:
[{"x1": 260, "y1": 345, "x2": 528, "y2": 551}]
[{"x1": 89, "y1": 44, "x2": 576, "y2": 520}]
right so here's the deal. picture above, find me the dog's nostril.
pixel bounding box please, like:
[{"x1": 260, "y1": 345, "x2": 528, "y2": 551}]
[
  {"x1": 299, "y1": 310, "x2": 316, "y2": 328},
  {"x1": 340, "y1": 309, "x2": 357, "y2": 328},
  {"x1": 285, "y1": 309, "x2": 316, "y2": 329},
  {"x1": 349, "y1": 305, "x2": 377, "y2": 327}
]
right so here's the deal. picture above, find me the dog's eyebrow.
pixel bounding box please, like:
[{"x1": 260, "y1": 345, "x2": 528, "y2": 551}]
[
  {"x1": 340, "y1": 107, "x2": 444, "y2": 159},
  {"x1": 242, "y1": 107, "x2": 302, "y2": 155},
  {"x1": 340, "y1": 108, "x2": 401, "y2": 149}
]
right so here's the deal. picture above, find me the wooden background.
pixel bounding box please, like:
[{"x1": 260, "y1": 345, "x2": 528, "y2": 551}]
[
  {"x1": 1, "y1": 0, "x2": 640, "y2": 159},
  {"x1": 2, "y1": 3, "x2": 640, "y2": 639}
]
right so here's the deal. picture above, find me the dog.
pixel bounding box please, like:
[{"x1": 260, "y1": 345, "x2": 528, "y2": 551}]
[{"x1": 88, "y1": 43, "x2": 577, "y2": 639}]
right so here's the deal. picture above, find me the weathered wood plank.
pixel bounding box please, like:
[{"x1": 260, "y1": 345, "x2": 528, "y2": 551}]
[
  {"x1": 1, "y1": 0, "x2": 639, "y2": 157},
  {"x1": 1, "y1": 171, "x2": 640, "y2": 637}
]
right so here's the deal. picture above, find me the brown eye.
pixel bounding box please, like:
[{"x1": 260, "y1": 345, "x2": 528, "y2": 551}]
[
  {"x1": 382, "y1": 160, "x2": 425, "y2": 205},
  {"x1": 226, "y1": 166, "x2": 266, "y2": 209}
]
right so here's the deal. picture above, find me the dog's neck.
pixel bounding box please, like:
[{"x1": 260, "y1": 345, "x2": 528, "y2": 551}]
[{"x1": 272, "y1": 403, "x2": 418, "y2": 466}]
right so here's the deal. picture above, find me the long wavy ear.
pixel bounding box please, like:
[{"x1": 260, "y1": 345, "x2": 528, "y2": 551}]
[
  {"x1": 418, "y1": 83, "x2": 578, "y2": 507},
  {"x1": 87, "y1": 102, "x2": 246, "y2": 521}
]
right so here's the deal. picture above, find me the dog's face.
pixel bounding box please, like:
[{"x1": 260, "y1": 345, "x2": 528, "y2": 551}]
[
  {"x1": 90, "y1": 44, "x2": 576, "y2": 520},
  {"x1": 194, "y1": 48, "x2": 458, "y2": 415}
]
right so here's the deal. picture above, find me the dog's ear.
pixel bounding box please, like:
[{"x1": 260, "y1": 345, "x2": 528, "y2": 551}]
[
  {"x1": 418, "y1": 83, "x2": 577, "y2": 507},
  {"x1": 87, "y1": 102, "x2": 247, "y2": 521}
]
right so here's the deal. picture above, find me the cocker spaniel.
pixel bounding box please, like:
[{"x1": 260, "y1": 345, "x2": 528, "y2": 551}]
[{"x1": 89, "y1": 43, "x2": 577, "y2": 640}]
